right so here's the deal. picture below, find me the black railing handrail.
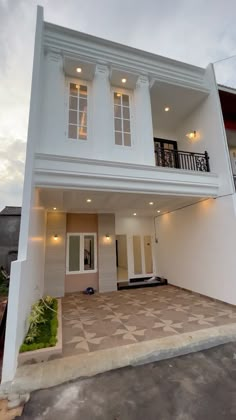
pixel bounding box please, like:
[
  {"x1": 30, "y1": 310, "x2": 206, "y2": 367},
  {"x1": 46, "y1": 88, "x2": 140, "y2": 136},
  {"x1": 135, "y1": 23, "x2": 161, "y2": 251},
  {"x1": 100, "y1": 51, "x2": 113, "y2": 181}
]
[{"x1": 154, "y1": 147, "x2": 210, "y2": 172}]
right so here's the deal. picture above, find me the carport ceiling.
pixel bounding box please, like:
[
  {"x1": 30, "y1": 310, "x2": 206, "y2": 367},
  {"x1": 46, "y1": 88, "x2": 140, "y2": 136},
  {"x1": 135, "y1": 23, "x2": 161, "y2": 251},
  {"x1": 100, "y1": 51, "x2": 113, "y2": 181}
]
[{"x1": 39, "y1": 188, "x2": 207, "y2": 216}]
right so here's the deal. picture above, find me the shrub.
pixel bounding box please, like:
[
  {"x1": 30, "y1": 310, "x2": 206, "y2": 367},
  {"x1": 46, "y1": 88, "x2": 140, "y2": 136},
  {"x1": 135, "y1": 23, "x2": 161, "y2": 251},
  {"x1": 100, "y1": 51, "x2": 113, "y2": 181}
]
[{"x1": 20, "y1": 297, "x2": 58, "y2": 352}]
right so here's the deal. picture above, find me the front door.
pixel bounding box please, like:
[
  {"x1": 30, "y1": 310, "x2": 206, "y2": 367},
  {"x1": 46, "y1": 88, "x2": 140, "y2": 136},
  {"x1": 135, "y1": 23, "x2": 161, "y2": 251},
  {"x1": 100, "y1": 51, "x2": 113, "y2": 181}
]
[{"x1": 154, "y1": 138, "x2": 179, "y2": 168}]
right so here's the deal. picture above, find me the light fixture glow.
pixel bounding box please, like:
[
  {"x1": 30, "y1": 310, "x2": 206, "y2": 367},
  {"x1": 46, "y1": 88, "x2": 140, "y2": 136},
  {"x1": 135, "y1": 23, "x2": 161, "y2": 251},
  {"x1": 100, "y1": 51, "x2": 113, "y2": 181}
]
[
  {"x1": 105, "y1": 234, "x2": 110, "y2": 240},
  {"x1": 157, "y1": 210, "x2": 161, "y2": 213},
  {"x1": 53, "y1": 207, "x2": 57, "y2": 210},
  {"x1": 117, "y1": 93, "x2": 121, "y2": 97},
  {"x1": 121, "y1": 78, "x2": 127, "y2": 83},
  {"x1": 54, "y1": 234, "x2": 58, "y2": 241},
  {"x1": 149, "y1": 202, "x2": 154, "y2": 205},
  {"x1": 133, "y1": 213, "x2": 137, "y2": 216},
  {"x1": 76, "y1": 67, "x2": 82, "y2": 73},
  {"x1": 186, "y1": 130, "x2": 197, "y2": 140},
  {"x1": 165, "y1": 107, "x2": 170, "y2": 112},
  {"x1": 86, "y1": 199, "x2": 92, "y2": 203}
]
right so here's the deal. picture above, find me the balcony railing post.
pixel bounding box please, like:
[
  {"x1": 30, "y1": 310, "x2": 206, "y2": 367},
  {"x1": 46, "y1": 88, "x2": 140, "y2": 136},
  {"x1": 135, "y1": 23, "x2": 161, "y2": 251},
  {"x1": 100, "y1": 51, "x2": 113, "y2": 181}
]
[{"x1": 204, "y1": 151, "x2": 210, "y2": 172}]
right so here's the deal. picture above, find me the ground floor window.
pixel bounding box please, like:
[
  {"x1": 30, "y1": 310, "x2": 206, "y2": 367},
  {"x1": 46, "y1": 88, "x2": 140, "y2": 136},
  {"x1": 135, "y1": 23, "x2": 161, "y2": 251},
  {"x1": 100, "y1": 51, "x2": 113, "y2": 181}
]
[{"x1": 66, "y1": 233, "x2": 97, "y2": 274}]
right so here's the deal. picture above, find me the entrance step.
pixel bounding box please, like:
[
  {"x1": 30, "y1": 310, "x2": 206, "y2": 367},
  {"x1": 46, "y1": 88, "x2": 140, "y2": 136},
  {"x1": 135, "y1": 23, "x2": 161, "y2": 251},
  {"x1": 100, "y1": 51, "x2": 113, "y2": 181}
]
[{"x1": 118, "y1": 277, "x2": 168, "y2": 290}]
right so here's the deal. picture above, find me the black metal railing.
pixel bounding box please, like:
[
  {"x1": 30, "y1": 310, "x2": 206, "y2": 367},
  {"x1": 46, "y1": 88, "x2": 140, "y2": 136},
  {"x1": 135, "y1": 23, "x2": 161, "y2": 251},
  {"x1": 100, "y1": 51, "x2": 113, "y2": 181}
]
[{"x1": 155, "y1": 147, "x2": 210, "y2": 172}]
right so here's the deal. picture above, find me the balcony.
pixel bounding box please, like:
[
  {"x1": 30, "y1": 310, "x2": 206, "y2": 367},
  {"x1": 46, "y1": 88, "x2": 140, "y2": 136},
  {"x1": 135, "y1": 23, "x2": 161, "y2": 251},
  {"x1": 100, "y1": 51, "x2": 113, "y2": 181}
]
[{"x1": 155, "y1": 147, "x2": 210, "y2": 172}]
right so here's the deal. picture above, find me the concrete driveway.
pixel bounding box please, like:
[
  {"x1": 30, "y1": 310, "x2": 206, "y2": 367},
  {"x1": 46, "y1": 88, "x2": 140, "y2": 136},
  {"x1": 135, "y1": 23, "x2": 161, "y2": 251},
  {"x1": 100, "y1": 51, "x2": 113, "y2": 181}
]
[{"x1": 21, "y1": 342, "x2": 236, "y2": 420}]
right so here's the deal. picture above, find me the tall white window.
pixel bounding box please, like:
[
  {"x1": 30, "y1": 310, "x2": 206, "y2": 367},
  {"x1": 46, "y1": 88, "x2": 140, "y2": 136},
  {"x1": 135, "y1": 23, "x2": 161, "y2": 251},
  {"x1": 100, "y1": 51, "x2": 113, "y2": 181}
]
[
  {"x1": 68, "y1": 83, "x2": 88, "y2": 140},
  {"x1": 113, "y1": 92, "x2": 131, "y2": 146},
  {"x1": 66, "y1": 233, "x2": 97, "y2": 274}
]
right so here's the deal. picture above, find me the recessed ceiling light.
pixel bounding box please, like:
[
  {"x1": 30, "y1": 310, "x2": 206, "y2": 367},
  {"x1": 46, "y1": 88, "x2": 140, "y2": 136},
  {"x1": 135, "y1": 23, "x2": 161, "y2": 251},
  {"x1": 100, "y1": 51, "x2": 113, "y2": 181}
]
[
  {"x1": 86, "y1": 199, "x2": 92, "y2": 203},
  {"x1": 149, "y1": 202, "x2": 154, "y2": 205},
  {"x1": 121, "y1": 78, "x2": 127, "y2": 83},
  {"x1": 157, "y1": 210, "x2": 161, "y2": 213},
  {"x1": 76, "y1": 67, "x2": 82, "y2": 73},
  {"x1": 165, "y1": 107, "x2": 170, "y2": 112},
  {"x1": 53, "y1": 207, "x2": 57, "y2": 210},
  {"x1": 133, "y1": 212, "x2": 137, "y2": 216}
]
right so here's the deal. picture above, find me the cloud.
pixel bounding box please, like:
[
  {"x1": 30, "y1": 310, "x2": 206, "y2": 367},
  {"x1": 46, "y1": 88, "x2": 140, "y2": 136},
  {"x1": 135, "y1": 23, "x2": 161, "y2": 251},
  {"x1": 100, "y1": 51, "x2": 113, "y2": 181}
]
[{"x1": 0, "y1": 138, "x2": 26, "y2": 210}]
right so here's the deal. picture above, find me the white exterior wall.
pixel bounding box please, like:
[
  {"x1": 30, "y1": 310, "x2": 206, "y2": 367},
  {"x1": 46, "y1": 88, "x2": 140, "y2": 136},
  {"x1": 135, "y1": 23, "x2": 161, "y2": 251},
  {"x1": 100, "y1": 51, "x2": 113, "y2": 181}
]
[
  {"x1": 155, "y1": 196, "x2": 236, "y2": 305},
  {"x1": 37, "y1": 64, "x2": 155, "y2": 166},
  {"x1": 2, "y1": 191, "x2": 46, "y2": 383},
  {"x1": 1, "y1": 8, "x2": 45, "y2": 383},
  {"x1": 177, "y1": 65, "x2": 234, "y2": 196}
]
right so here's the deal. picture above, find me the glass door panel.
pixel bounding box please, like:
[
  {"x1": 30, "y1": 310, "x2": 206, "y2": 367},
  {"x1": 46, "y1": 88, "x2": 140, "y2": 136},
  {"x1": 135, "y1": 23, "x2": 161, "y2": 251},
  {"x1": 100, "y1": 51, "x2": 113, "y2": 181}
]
[
  {"x1": 133, "y1": 236, "x2": 142, "y2": 274},
  {"x1": 144, "y1": 235, "x2": 153, "y2": 274}
]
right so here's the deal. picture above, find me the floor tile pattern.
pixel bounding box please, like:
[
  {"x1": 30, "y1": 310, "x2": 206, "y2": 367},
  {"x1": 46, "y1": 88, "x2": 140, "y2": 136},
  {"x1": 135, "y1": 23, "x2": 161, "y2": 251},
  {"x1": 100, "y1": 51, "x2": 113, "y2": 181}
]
[{"x1": 62, "y1": 286, "x2": 236, "y2": 357}]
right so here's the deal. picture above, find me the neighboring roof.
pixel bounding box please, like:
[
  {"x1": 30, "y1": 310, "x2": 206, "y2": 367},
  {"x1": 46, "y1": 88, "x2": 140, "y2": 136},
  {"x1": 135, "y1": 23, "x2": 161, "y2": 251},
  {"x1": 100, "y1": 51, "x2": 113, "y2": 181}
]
[
  {"x1": 0, "y1": 207, "x2": 21, "y2": 216},
  {"x1": 218, "y1": 84, "x2": 236, "y2": 94}
]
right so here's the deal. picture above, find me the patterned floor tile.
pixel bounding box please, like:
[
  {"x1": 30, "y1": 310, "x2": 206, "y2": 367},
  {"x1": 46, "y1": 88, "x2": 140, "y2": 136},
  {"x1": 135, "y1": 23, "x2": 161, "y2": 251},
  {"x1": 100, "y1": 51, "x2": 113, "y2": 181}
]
[{"x1": 61, "y1": 285, "x2": 236, "y2": 357}]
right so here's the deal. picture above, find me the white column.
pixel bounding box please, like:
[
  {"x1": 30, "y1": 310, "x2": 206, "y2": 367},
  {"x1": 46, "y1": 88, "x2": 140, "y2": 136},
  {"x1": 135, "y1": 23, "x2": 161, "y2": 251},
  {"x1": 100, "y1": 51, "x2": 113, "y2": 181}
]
[
  {"x1": 134, "y1": 76, "x2": 155, "y2": 166},
  {"x1": 40, "y1": 51, "x2": 65, "y2": 153},
  {"x1": 98, "y1": 214, "x2": 117, "y2": 292},
  {"x1": 91, "y1": 65, "x2": 113, "y2": 159}
]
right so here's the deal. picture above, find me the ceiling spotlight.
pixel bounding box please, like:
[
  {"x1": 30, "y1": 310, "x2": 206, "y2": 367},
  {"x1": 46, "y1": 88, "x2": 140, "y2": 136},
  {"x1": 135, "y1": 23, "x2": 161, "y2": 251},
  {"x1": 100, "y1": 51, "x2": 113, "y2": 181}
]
[
  {"x1": 76, "y1": 67, "x2": 82, "y2": 73},
  {"x1": 165, "y1": 107, "x2": 170, "y2": 112},
  {"x1": 86, "y1": 199, "x2": 92, "y2": 203},
  {"x1": 133, "y1": 213, "x2": 137, "y2": 216},
  {"x1": 121, "y1": 78, "x2": 127, "y2": 83},
  {"x1": 157, "y1": 210, "x2": 161, "y2": 213},
  {"x1": 149, "y1": 202, "x2": 154, "y2": 205}
]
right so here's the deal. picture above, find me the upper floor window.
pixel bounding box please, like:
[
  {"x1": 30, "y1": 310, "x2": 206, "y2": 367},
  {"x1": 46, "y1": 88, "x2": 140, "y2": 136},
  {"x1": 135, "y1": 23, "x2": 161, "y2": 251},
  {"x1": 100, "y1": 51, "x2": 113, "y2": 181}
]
[
  {"x1": 68, "y1": 83, "x2": 87, "y2": 140},
  {"x1": 113, "y1": 92, "x2": 131, "y2": 146}
]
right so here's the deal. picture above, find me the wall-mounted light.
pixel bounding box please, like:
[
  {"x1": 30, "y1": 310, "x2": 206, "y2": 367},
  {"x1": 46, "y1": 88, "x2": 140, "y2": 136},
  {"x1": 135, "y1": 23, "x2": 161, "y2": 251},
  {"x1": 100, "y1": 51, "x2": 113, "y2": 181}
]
[
  {"x1": 186, "y1": 130, "x2": 197, "y2": 140},
  {"x1": 54, "y1": 234, "x2": 59, "y2": 241},
  {"x1": 105, "y1": 234, "x2": 110, "y2": 240},
  {"x1": 53, "y1": 207, "x2": 57, "y2": 211}
]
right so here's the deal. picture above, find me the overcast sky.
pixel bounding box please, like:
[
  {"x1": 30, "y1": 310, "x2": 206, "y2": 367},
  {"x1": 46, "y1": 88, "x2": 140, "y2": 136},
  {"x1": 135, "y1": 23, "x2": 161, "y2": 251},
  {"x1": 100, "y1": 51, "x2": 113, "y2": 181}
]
[{"x1": 0, "y1": 0, "x2": 236, "y2": 210}]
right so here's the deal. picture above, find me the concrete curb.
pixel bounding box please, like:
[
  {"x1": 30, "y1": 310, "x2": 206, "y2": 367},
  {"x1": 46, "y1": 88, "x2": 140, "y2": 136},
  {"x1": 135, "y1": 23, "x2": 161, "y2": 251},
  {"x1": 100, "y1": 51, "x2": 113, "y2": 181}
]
[{"x1": 1, "y1": 322, "x2": 236, "y2": 396}]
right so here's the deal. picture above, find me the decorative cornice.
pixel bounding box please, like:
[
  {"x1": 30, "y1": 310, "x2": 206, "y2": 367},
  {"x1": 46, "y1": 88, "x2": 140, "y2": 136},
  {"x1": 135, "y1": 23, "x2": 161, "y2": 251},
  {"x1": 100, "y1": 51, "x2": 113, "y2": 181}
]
[
  {"x1": 43, "y1": 23, "x2": 210, "y2": 93},
  {"x1": 34, "y1": 153, "x2": 219, "y2": 197}
]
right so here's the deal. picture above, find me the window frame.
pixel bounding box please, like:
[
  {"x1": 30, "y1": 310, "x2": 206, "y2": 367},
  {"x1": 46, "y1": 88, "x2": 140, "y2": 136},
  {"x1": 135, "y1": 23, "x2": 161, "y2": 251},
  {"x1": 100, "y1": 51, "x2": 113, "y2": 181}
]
[
  {"x1": 66, "y1": 232, "x2": 97, "y2": 275},
  {"x1": 111, "y1": 87, "x2": 133, "y2": 148},
  {"x1": 66, "y1": 78, "x2": 90, "y2": 142}
]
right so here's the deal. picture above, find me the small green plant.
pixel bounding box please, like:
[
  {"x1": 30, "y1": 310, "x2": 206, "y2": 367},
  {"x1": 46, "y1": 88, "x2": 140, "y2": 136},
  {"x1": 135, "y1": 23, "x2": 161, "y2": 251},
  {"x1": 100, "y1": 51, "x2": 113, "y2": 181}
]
[{"x1": 20, "y1": 296, "x2": 58, "y2": 352}]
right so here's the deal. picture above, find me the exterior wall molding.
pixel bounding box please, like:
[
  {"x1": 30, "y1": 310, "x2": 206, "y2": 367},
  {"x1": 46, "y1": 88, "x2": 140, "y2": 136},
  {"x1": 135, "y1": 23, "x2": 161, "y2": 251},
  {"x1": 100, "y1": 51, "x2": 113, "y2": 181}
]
[
  {"x1": 136, "y1": 75, "x2": 150, "y2": 88},
  {"x1": 34, "y1": 153, "x2": 219, "y2": 197},
  {"x1": 95, "y1": 64, "x2": 109, "y2": 77},
  {"x1": 43, "y1": 24, "x2": 210, "y2": 93}
]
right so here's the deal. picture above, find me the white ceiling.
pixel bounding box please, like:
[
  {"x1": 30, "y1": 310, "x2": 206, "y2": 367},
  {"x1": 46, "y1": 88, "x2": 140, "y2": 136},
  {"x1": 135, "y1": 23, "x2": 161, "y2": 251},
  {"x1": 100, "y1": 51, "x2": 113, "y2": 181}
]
[
  {"x1": 151, "y1": 82, "x2": 208, "y2": 133},
  {"x1": 39, "y1": 188, "x2": 207, "y2": 217}
]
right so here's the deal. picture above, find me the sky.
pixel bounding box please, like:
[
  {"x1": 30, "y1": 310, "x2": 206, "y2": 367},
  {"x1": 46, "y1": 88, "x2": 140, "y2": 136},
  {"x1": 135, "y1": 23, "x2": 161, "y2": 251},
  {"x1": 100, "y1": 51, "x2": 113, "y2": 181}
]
[{"x1": 0, "y1": 0, "x2": 236, "y2": 210}]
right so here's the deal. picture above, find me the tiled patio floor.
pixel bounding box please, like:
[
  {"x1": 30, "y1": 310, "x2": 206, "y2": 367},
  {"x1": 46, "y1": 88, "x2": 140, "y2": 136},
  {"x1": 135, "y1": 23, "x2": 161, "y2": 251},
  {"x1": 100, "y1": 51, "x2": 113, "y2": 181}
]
[{"x1": 61, "y1": 286, "x2": 236, "y2": 357}]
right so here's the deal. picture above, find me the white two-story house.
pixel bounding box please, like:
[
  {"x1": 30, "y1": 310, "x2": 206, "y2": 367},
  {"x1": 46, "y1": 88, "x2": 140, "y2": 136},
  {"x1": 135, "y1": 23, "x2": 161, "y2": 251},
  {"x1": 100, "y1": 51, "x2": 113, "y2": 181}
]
[{"x1": 2, "y1": 6, "x2": 236, "y2": 383}]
